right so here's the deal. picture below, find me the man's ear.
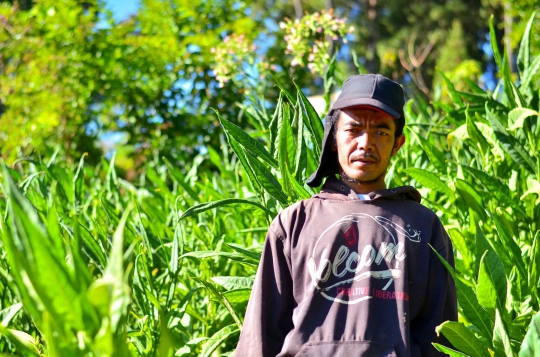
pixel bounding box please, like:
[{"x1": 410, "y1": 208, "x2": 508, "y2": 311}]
[{"x1": 391, "y1": 135, "x2": 405, "y2": 156}]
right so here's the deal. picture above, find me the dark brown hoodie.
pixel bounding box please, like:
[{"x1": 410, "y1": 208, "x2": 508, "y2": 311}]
[{"x1": 235, "y1": 177, "x2": 457, "y2": 356}]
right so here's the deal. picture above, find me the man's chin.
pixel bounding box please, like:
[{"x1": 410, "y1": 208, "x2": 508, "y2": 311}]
[{"x1": 341, "y1": 171, "x2": 385, "y2": 185}]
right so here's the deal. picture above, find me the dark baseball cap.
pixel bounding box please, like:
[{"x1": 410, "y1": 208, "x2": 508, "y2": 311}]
[{"x1": 306, "y1": 74, "x2": 405, "y2": 187}]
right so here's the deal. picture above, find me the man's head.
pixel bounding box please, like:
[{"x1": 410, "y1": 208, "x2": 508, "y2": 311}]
[{"x1": 306, "y1": 74, "x2": 406, "y2": 190}]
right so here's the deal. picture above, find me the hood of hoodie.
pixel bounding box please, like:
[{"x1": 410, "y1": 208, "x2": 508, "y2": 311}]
[{"x1": 314, "y1": 176, "x2": 422, "y2": 203}]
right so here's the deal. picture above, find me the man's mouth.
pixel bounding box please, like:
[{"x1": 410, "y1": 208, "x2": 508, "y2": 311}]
[{"x1": 351, "y1": 154, "x2": 378, "y2": 164}]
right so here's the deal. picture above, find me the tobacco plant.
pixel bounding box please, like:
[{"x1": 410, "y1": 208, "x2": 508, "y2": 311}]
[{"x1": 0, "y1": 13, "x2": 539, "y2": 357}]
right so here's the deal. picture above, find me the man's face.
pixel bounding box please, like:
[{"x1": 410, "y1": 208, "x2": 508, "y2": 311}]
[{"x1": 334, "y1": 107, "x2": 405, "y2": 190}]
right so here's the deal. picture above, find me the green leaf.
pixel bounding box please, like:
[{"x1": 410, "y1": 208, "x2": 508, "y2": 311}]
[
  {"x1": 244, "y1": 150, "x2": 289, "y2": 205},
  {"x1": 181, "y1": 251, "x2": 258, "y2": 267},
  {"x1": 465, "y1": 107, "x2": 490, "y2": 156},
  {"x1": 460, "y1": 164, "x2": 525, "y2": 217},
  {"x1": 285, "y1": 161, "x2": 312, "y2": 200},
  {"x1": 402, "y1": 168, "x2": 454, "y2": 201},
  {"x1": 437, "y1": 70, "x2": 464, "y2": 107},
  {"x1": 431, "y1": 246, "x2": 494, "y2": 340},
  {"x1": 223, "y1": 289, "x2": 252, "y2": 304},
  {"x1": 433, "y1": 343, "x2": 471, "y2": 356},
  {"x1": 0, "y1": 324, "x2": 40, "y2": 356},
  {"x1": 508, "y1": 108, "x2": 538, "y2": 131},
  {"x1": 101, "y1": 204, "x2": 133, "y2": 331},
  {"x1": 179, "y1": 198, "x2": 270, "y2": 220},
  {"x1": 277, "y1": 101, "x2": 297, "y2": 197},
  {"x1": 491, "y1": 213, "x2": 527, "y2": 280},
  {"x1": 486, "y1": 106, "x2": 536, "y2": 175},
  {"x1": 529, "y1": 231, "x2": 540, "y2": 303},
  {"x1": 211, "y1": 276, "x2": 254, "y2": 291},
  {"x1": 228, "y1": 137, "x2": 262, "y2": 195},
  {"x1": 215, "y1": 109, "x2": 278, "y2": 169},
  {"x1": 436, "y1": 321, "x2": 489, "y2": 357},
  {"x1": 200, "y1": 323, "x2": 240, "y2": 357},
  {"x1": 477, "y1": 251, "x2": 507, "y2": 313},
  {"x1": 521, "y1": 55, "x2": 540, "y2": 91},
  {"x1": 270, "y1": 74, "x2": 296, "y2": 104},
  {"x1": 455, "y1": 179, "x2": 486, "y2": 221},
  {"x1": 517, "y1": 12, "x2": 536, "y2": 75},
  {"x1": 293, "y1": 83, "x2": 324, "y2": 154},
  {"x1": 163, "y1": 157, "x2": 199, "y2": 201},
  {"x1": 225, "y1": 243, "x2": 261, "y2": 264},
  {"x1": 493, "y1": 309, "x2": 513, "y2": 357},
  {"x1": 197, "y1": 279, "x2": 243, "y2": 328},
  {"x1": 519, "y1": 311, "x2": 540, "y2": 357},
  {"x1": 294, "y1": 103, "x2": 307, "y2": 181}
]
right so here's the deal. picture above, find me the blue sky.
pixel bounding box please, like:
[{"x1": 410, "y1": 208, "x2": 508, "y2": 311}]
[{"x1": 103, "y1": 0, "x2": 139, "y2": 21}]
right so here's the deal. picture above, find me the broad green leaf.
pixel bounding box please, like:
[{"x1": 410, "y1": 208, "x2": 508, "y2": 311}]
[
  {"x1": 277, "y1": 101, "x2": 297, "y2": 197},
  {"x1": 465, "y1": 107, "x2": 489, "y2": 156},
  {"x1": 455, "y1": 179, "x2": 486, "y2": 221},
  {"x1": 0, "y1": 324, "x2": 40, "y2": 356},
  {"x1": 181, "y1": 251, "x2": 258, "y2": 267},
  {"x1": 211, "y1": 276, "x2": 254, "y2": 291},
  {"x1": 529, "y1": 231, "x2": 540, "y2": 302},
  {"x1": 520, "y1": 178, "x2": 540, "y2": 204},
  {"x1": 200, "y1": 323, "x2": 240, "y2": 357},
  {"x1": 437, "y1": 70, "x2": 464, "y2": 107},
  {"x1": 493, "y1": 309, "x2": 513, "y2": 357},
  {"x1": 225, "y1": 243, "x2": 261, "y2": 263},
  {"x1": 294, "y1": 82, "x2": 324, "y2": 153},
  {"x1": 402, "y1": 168, "x2": 454, "y2": 201},
  {"x1": 521, "y1": 55, "x2": 540, "y2": 91},
  {"x1": 431, "y1": 246, "x2": 494, "y2": 340},
  {"x1": 100, "y1": 204, "x2": 132, "y2": 331},
  {"x1": 519, "y1": 311, "x2": 540, "y2": 357},
  {"x1": 197, "y1": 279, "x2": 242, "y2": 328},
  {"x1": 270, "y1": 74, "x2": 296, "y2": 104},
  {"x1": 491, "y1": 213, "x2": 527, "y2": 279},
  {"x1": 244, "y1": 150, "x2": 289, "y2": 205},
  {"x1": 223, "y1": 288, "x2": 252, "y2": 304},
  {"x1": 460, "y1": 164, "x2": 525, "y2": 216},
  {"x1": 486, "y1": 107, "x2": 536, "y2": 175},
  {"x1": 179, "y1": 198, "x2": 270, "y2": 220},
  {"x1": 475, "y1": 225, "x2": 494, "y2": 279},
  {"x1": 215, "y1": 109, "x2": 278, "y2": 169},
  {"x1": 477, "y1": 251, "x2": 507, "y2": 313},
  {"x1": 436, "y1": 321, "x2": 489, "y2": 357},
  {"x1": 0, "y1": 303, "x2": 23, "y2": 326},
  {"x1": 3, "y1": 167, "x2": 87, "y2": 331},
  {"x1": 163, "y1": 157, "x2": 199, "y2": 201},
  {"x1": 517, "y1": 12, "x2": 536, "y2": 75},
  {"x1": 294, "y1": 102, "x2": 308, "y2": 181},
  {"x1": 227, "y1": 137, "x2": 262, "y2": 195},
  {"x1": 508, "y1": 108, "x2": 538, "y2": 131},
  {"x1": 285, "y1": 162, "x2": 312, "y2": 200},
  {"x1": 432, "y1": 343, "x2": 471, "y2": 356},
  {"x1": 488, "y1": 14, "x2": 503, "y2": 72}
]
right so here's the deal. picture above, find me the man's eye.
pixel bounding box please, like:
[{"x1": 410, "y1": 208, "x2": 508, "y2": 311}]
[{"x1": 377, "y1": 131, "x2": 388, "y2": 136}]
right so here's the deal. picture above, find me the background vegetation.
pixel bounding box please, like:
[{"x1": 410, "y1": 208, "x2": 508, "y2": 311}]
[{"x1": 0, "y1": 0, "x2": 539, "y2": 356}]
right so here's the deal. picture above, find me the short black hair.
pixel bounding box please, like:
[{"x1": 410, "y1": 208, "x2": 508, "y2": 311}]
[{"x1": 329, "y1": 108, "x2": 405, "y2": 146}]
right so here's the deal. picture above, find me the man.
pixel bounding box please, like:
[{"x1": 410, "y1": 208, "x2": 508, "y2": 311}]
[{"x1": 235, "y1": 74, "x2": 457, "y2": 356}]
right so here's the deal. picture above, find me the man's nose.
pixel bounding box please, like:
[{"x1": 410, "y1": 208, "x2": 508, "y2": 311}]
[{"x1": 356, "y1": 132, "x2": 373, "y2": 150}]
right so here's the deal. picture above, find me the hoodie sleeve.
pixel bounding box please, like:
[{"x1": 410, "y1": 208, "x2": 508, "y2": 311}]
[
  {"x1": 410, "y1": 221, "x2": 458, "y2": 357},
  {"x1": 234, "y1": 224, "x2": 294, "y2": 357}
]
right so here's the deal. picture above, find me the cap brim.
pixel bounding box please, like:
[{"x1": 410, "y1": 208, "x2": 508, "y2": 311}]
[{"x1": 331, "y1": 98, "x2": 401, "y2": 118}]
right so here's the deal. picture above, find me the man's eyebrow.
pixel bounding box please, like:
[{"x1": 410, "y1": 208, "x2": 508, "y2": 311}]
[{"x1": 372, "y1": 122, "x2": 392, "y2": 130}]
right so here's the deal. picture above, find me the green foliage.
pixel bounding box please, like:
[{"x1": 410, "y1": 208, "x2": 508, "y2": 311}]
[{"x1": 0, "y1": 9, "x2": 539, "y2": 357}]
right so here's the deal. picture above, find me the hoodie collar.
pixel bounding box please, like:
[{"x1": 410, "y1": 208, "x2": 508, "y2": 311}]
[{"x1": 312, "y1": 176, "x2": 421, "y2": 203}]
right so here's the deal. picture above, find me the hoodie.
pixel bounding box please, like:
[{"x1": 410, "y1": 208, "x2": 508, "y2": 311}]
[{"x1": 235, "y1": 177, "x2": 457, "y2": 357}]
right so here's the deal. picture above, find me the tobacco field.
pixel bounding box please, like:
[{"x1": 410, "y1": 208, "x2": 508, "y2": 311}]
[{"x1": 1, "y1": 3, "x2": 540, "y2": 357}]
